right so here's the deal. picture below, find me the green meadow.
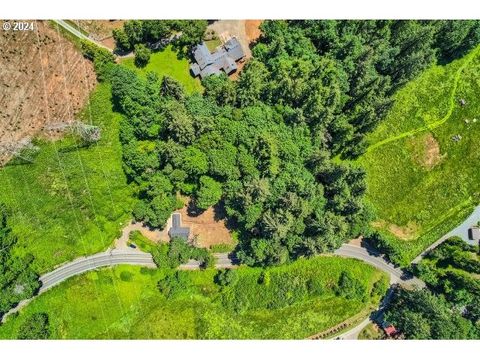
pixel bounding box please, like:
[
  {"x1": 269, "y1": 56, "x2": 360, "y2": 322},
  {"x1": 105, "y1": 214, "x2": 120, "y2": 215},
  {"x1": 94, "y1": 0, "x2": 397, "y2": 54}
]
[
  {"x1": 0, "y1": 257, "x2": 388, "y2": 339},
  {"x1": 0, "y1": 83, "x2": 134, "y2": 273},
  {"x1": 360, "y1": 46, "x2": 480, "y2": 264},
  {"x1": 121, "y1": 46, "x2": 202, "y2": 94}
]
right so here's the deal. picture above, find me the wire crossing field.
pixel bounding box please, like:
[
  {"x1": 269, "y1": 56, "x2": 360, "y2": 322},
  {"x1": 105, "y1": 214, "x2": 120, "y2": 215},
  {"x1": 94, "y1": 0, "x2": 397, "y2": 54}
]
[
  {"x1": 0, "y1": 83, "x2": 134, "y2": 273},
  {"x1": 0, "y1": 257, "x2": 388, "y2": 339},
  {"x1": 121, "y1": 46, "x2": 202, "y2": 94},
  {"x1": 360, "y1": 46, "x2": 480, "y2": 264}
]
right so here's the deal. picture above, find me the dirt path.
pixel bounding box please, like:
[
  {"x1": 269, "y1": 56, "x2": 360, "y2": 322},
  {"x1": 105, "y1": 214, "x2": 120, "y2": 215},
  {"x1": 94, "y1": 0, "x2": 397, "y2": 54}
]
[{"x1": 366, "y1": 46, "x2": 480, "y2": 153}]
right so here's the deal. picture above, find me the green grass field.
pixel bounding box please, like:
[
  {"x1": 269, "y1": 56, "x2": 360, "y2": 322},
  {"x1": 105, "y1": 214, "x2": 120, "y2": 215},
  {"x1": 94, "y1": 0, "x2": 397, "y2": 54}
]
[
  {"x1": 360, "y1": 46, "x2": 480, "y2": 264},
  {"x1": 0, "y1": 83, "x2": 134, "y2": 273},
  {"x1": 121, "y1": 46, "x2": 202, "y2": 94},
  {"x1": 0, "y1": 257, "x2": 388, "y2": 339}
]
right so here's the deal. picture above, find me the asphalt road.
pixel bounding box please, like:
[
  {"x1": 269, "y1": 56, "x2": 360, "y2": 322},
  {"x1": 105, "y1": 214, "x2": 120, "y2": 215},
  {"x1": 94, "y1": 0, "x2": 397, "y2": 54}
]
[
  {"x1": 333, "y1": 244, "x2": 424, "y2": 340},
  {"x1": 39, "y1": 250, "x2": 156, "y2": 293},
  {"x1": 412, "y1": 204, "x2": 480, "y2": 263},
  {"x1": 334, "y1": 244, "x2": 425, "y2": 288},
  {"x1": 1, "y1": 249, "x2": 155, "y2": 323}
]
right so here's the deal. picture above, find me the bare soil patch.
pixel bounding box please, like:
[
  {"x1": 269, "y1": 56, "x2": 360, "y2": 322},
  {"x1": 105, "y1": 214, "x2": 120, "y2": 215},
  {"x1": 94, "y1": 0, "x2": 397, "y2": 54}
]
[
  {"x1": 245, "y1": 20, "x2": 262, "y2": 43},
  {"x1": 156, "y1": 197, "x2": 233, "y2": 248},
  {"x1": 347, "y1": 236, "x2": 363, "y2": 247},
  {"x1": 73, "y1": 20, "x2": 124, "y2": 51},
  {"x1": 409, "y1": 133, "x2": 442, "y2": 170},
  {"x1": 74, "y1": 20, "x2": 124, "y2": 41},
  {"x1": 0, "y1": 21, "x2": 96, "y2": 165},
  {"x1": 179, "y1": 203, "x2": 233, "y2": 249},
  {"x1": 372, "y1": 220, "x2": 419, "y2": 241}
]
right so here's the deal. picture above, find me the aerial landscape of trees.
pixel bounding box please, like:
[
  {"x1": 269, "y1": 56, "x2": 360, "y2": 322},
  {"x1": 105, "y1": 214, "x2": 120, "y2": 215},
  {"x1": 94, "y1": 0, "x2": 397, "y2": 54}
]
[
  {"x1": 2, "y1": 19, "x2": 480, "y2": 339},
  {"x1": 107, "y1": 20, "x2": 480, "y2": 266},
  {"x1": 384, "y1": 238, "x2": 480, "y2": 339}
]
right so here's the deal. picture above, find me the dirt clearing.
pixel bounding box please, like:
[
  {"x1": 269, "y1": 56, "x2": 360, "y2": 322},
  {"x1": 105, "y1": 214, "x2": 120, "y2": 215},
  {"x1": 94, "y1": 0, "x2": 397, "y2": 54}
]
[
  {"x1": 178, "y1": 204, "x2": 233, "y2": 248},
  {"x1": 154, "y1": 197, "x2": 234, "y2": 248},
  {"x1": 372, "y1": 220, "x2": 419, "y2": 240},
  {"x1": 408, "y1": 132, "x2": 442, "y2": 170},
  {"x1": 245, "y1": 20, "x2": 262, "y2": 43},
  {"x1": 0, "y1": 20, "x2": 96, "y2": 165},
  {"x1": 71, "y1": 20, "x2": 124, "y2": 50}
]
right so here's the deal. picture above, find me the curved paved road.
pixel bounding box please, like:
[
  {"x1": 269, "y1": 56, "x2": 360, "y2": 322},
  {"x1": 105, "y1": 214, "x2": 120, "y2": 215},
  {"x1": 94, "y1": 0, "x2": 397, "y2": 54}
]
[
  {"x1": 39, "y1": 250, "x2": 155, "y2": 293},
  {"x1": 1, "y1": 249, "x2": 155, "y2": 323},
  {"x1": 333, "y1": 244, "x2": 424, "y2": 340},
  {"x1": 335, "y1": 244, "x2": 425, "y2": 288},
  {"x1": 412, "y1": 204, "x2": 480, "y2": 264}
]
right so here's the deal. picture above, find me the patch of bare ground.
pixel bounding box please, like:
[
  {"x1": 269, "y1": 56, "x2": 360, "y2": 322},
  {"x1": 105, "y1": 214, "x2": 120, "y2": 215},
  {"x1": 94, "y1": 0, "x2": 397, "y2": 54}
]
[
  {"x1": 74, "y1": 20, "x2": 124, "y2": 42},
  {"x1": 347, "y1": 236, "x2": 363, "y2": 247},
  {"x1": 229, "y1": 20, "x2": 263, "y2": 80},
  {"x1": 157, "y1": 196, "x2": 233, "y2": 248},
  {"x1": 73, "y1": 20, "x2": 124, "y2": 51},
  {"x1": 245, "y1": 20, "x2": 262, "y2": 43},
  {"x1": 0, "y1": 20, "x2": 96, "y2": 164},
  {"x1": 409, "y1": 133, "x2": 442, "y2": 170},
  {"x1": 180, "y1": 203, "x2": 233, "y2": 249},
  {"x1": 372, "y1": 220, "x2": 419, "y2": 241}
]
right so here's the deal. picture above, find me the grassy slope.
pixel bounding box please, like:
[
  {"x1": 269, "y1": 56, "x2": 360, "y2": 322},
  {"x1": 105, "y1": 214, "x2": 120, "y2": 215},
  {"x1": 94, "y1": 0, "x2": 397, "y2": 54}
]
[
  {"x1": 121, "y1": 46, "x2": 202, "y2": 94},
  {"x1": 0, "y1": 257, "x2": 388, "y2": 339},
  {"x1": 360, "y1": 46, "x2": 480, "y2": 264},
  {"x1": 0, "y1": 84, "x2": 134, "y2": 273}
]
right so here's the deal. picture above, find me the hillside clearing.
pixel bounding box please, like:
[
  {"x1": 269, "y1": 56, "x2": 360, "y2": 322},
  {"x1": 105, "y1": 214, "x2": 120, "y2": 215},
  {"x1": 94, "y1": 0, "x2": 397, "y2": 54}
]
[
  {"x1": 120, "y1": 46, "x2": 202, "y2": 94},
  {"x1": 361, "y1": 46, "x2": 480, "y2": 264},
  {"x1": 0, "y1": 84, "x2": 134, "y2": 273}
]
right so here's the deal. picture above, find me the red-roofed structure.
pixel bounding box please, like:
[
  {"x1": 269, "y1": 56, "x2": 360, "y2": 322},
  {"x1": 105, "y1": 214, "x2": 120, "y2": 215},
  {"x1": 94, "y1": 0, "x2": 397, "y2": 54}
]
[{"x1": 384, "y1": 325, "x2": 397, "y2": 337}]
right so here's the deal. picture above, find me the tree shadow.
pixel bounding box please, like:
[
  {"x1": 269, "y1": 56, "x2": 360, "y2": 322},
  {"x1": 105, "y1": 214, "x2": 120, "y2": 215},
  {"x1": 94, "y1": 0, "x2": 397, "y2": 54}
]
[
  {"x1": 213, "y1": 201, "x2": 238, "y2": 230},
  {"x1": 186, "y1": 199, "x2": 205, "y2": 217},
  {"x1": 57, "y1": 142, "x2": 93, "y2": 154}
]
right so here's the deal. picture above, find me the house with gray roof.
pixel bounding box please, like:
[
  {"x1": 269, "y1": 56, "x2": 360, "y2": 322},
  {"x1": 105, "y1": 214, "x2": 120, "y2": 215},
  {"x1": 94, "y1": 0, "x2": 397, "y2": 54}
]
[
  {"x1": 168, "y1": 213, "x2": 190, "y2": 241},
  {"x1": 190, "y1": 37, "x2": 245, "y2": 79}
]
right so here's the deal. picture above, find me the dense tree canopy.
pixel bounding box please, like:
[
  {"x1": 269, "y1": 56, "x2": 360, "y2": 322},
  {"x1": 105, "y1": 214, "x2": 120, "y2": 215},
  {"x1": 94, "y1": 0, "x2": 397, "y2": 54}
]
[
  {"x1": 113, "y1": 20, "x2": 208, "y2": 54},
  {"x1": 109, "y1": 20, "x2": 480, "y2": 266},
  {"x1": 134, "y1": 43, "x2": 151, "y2": 67},
  {"x1": 385, "y1": 288, "x2": 479, "y2": 339},
  {"x1": 0, "y1": 204, "x2": 40, "y2": 317},
  {"x1": 385, "y1": 238, "x2": 480, "y2": 339}
]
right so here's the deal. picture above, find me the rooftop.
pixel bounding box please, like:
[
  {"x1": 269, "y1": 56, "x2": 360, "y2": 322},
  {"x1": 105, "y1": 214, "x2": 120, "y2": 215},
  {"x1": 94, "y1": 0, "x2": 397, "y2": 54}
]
[
  {"x1": 168, "y1": 213, "x2": 190, "y2": 241},
  {"x1": 190, "y1": 37, "x2": 245, "y2": 79}
]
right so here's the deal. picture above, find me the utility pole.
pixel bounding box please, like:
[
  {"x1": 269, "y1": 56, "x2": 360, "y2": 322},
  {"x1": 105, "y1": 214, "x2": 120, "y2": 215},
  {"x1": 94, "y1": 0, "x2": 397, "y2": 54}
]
[
  {"x1": 0, "y1": 138, "x2": 40, "y2": 163},
  {"x1": 44, "y1": 121, "x2": 101, "y2": 143}
]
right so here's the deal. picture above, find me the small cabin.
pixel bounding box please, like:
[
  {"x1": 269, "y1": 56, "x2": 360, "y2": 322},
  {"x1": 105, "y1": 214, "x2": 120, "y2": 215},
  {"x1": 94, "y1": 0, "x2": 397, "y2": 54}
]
[{"x1": 168, "y1": 213, "x2": 190, "y2": 241}]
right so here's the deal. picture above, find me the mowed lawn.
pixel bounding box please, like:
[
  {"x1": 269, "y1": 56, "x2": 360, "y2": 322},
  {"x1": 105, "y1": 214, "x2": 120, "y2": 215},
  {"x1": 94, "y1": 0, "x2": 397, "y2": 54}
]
[
  {"x1": 0, "y1": 83, "x2": 134, "y2": 273},
  {"x1": 121, "y1": 46, "x2": 202, "y2": 94},
  {"x1": 0, "y1": 257, "x2": 388, "y2": 339},
  {"x1": 360, "y1": 46, "x2": 480, "y2": 264}
]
